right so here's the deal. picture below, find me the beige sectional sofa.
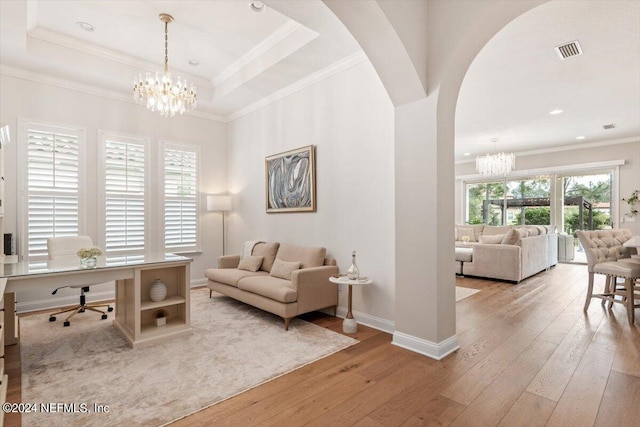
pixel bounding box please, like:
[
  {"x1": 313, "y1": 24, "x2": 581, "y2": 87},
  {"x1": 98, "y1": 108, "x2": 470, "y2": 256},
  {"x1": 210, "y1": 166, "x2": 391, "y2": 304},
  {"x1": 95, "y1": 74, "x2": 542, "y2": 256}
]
[
  {"x1": 205, "y1": 242, "x2": 339, "y2": 329},
  {"x1": 455, "y1": 224, "x2": 558, "y2": 283}
]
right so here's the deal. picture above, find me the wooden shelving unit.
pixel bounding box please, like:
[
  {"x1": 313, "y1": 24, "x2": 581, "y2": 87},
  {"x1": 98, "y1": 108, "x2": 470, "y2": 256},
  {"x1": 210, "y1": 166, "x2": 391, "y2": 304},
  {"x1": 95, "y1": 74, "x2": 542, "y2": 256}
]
[{"x1": 113, "y1": 261, "x2": 191, "y2": 347}]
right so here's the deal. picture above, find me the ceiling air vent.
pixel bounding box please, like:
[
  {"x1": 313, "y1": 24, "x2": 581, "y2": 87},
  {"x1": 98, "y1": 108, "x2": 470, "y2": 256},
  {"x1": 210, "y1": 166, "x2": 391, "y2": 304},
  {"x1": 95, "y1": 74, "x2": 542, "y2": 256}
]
[
  {"x1": 555, "y1": 40, "x2": 583, "y2": 60},
  {"x1": 603, "y1": 123, "x2": 616, "y2": 130}
]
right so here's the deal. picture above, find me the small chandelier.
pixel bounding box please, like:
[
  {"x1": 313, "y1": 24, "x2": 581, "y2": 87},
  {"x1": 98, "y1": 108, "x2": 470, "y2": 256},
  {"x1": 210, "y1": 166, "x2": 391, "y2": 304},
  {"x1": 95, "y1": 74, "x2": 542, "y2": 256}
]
[
  {"x1": 476, "y1": 152, "x2": 515, "y2": 177},
  {"x1": 133, "y1": 13, "x2": 197, "y2": 117}
]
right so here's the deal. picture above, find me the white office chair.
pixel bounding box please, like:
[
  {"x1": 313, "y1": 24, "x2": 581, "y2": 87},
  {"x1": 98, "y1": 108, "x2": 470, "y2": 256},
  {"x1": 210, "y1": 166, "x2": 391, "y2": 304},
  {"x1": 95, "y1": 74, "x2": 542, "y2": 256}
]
[{"x1": 47, "y1": 236, "x2": 113, "y2": 327}]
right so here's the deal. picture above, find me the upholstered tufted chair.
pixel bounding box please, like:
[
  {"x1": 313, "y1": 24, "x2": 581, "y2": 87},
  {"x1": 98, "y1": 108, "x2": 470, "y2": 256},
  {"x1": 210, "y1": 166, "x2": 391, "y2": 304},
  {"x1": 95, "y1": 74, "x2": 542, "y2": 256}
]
[{"x1": 576, "y1": 229, "x2": 640, "y2": 324}]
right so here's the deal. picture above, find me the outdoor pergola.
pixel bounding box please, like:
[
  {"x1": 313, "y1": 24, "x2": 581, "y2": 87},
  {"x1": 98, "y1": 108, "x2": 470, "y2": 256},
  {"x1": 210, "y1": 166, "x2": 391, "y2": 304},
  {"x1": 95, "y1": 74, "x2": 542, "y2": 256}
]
[{"x1": 482, "y1": 195, "x2": 593, "y2": 229}]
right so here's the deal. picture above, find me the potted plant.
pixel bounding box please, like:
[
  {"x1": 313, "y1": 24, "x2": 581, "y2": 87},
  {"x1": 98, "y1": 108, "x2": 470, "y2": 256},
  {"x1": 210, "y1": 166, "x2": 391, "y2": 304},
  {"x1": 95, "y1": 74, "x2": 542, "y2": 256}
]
[
  {"x1": 155, "y1": 309, "x2": 167, "y2": 327},
  {"x1": 623, "y1": 189, "x2": 639, "y2": 217}
]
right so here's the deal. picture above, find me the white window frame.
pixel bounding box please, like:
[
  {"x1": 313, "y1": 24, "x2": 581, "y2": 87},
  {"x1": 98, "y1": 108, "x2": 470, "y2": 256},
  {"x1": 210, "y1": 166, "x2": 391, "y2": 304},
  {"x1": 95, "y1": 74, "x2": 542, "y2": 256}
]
[
  {"x1": 97, "y1": 130, "x2": 150, "y2": 255},
  {"x1": 17, "y1": 118, "x2": 87, "y2": 261},
  {"x1": 161, "y1": 141, "x2": 200, "y2": 253},
  {"x1": 460, "y1": 160, "x2": 623, "y2": 229}
]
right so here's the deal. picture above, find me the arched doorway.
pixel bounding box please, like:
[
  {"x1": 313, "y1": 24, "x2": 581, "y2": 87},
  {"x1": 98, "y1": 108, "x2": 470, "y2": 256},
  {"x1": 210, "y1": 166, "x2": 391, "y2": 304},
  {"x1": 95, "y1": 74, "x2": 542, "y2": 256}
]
[{"x1": 323, "y1": 0, "x2": 549, "y2": 359}]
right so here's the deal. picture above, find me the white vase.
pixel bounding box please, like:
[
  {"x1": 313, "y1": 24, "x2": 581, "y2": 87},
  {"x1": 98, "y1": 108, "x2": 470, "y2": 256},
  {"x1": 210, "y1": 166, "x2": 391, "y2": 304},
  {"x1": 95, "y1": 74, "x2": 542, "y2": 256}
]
[{"x1": 149, "y1": 279, "x2": 167, "y2": 302}]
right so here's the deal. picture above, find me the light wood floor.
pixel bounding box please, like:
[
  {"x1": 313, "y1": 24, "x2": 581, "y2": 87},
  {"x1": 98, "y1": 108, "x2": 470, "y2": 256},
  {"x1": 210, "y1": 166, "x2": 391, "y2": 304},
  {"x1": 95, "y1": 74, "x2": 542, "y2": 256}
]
[{"x1": 6, "y1": 263, "x2": 640, "y2": 426}]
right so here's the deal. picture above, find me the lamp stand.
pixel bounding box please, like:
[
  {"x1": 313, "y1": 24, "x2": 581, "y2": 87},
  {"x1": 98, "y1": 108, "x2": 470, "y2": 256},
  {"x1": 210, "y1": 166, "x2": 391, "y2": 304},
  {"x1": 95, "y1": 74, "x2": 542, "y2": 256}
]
[{"x1": 221, "y1": 211, "x2": 226, "y2": 256}]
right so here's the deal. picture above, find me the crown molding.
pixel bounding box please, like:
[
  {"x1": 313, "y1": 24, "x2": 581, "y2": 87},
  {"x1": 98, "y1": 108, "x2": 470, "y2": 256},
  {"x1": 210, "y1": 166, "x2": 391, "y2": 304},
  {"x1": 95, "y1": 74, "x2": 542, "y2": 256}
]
[
  {"x1": 27, "y1": 27, "x2": 212, "y2": 89},
  {"x1": 224, "y1": 50, "x2": 368, "y2": 122},
  {"x1": 1, "y1": 49, "x2": 369, "y2": 124},
  {"x1": 455, "y1": 136, "x2": 640, "y2": 165},
  {"x1": 212, "y1": 21, "x2": 303, "y2": 86},
  {"x1": 0, "y1": 64, "x2": 225, "y2": 122}
]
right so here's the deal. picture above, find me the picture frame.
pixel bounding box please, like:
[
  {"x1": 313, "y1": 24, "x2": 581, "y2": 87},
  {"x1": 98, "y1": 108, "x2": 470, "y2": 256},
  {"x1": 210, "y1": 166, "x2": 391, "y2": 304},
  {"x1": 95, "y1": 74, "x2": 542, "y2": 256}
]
[{"x1": 265, "y1": 145, "x2": 316, "y2": 213}]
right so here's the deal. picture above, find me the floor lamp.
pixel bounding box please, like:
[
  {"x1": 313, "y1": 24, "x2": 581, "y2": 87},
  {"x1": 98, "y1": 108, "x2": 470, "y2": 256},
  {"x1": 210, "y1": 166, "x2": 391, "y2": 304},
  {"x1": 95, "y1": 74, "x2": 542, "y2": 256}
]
[{"x1": 207, "y1": 195, "x2": 232, "y2": 255}]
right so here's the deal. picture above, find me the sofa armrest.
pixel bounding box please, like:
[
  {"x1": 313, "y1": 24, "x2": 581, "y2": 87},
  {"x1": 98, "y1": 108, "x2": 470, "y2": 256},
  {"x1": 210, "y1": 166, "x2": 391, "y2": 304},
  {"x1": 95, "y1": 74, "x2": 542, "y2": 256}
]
[
  {"x1": 518, "y1": 235, "x2": 549, "y2": 278},
  {"x1": 291, "y1": 265, "x2": 339, "y2": 314},
  {"x1": 218, "y1": 255, "x2": 240, "y2": 269},
  {"x1": 470, "y1": 244, "x2": 522, "y2": 281}
]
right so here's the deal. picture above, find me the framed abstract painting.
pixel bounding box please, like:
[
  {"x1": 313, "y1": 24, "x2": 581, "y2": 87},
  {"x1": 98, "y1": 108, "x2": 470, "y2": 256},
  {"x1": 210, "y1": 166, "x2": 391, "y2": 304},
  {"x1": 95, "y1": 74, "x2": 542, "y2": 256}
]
[{"x1": 265, "y1": 145, "x2": 316, "y2": 213}]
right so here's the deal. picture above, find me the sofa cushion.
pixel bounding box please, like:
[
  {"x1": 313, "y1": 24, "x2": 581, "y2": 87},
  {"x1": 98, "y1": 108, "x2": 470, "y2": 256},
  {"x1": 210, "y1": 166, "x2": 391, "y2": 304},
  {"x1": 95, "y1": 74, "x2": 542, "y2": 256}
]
[
  {"x1": 483, "y1": 225, "x2": 512, "y2": 236},
  {"x1": 252, "y1": 242, "x2": 280, "y2": 273},
  {"x1": 501, "y1": 228, "x2": 526, "y2": 245},
  {"x1": 205, "y1": 268, "x2": 268, "y2": 287},
  {"x1": 526, "y1": 226, "x2": 540, "y2": 236},
  {"x1": 237, "y1": 255, "x2": 263, "y2": 272},
  {"x1": 456, "y1": 227, "x2": 476, "y2": 242},
  {"x1": 479, "y1": 234, "x2": 504, "y2": 244},
  {"x1": 270, "y1": 258, "x2": 301, "y2": 280},
  {"x1": 275, "y1": 243, "x2": 326, "y2": 268},
  {"x1": 237, "y1": 276, "x2": 298, "y2": 303}
]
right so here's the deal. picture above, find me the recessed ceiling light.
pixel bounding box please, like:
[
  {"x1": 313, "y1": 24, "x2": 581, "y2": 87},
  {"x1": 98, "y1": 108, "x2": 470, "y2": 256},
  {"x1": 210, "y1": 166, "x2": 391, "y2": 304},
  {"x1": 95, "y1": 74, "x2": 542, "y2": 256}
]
[
  {"x1": 576, "y1": 136, "x2": 586, "y2": 140},
  {"x1": 75, "y1": 22, "x2": 95, "y2": 32},
  {"x1": 188, "y1": 59, "x2": 200, "y2": 66},
  {"x1": 463, "y1": 152, "x2": 471, "y2": 156},
  {"x1": 249, "y1": 1, "x2": 266, "y2": 12},
  {"x1": 549, "y1": 109, "x2": 563, "y2": 115}
]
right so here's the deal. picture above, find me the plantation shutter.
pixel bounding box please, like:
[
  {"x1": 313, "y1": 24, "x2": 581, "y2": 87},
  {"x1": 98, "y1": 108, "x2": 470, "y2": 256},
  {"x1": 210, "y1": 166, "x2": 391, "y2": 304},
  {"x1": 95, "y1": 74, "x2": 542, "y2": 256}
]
[
  {"x1": 164, "y1": 147, "x2": 198, "y2": 251},
  {"x1": 104, "y1": 137, "x2": 146, "y2": 252},
  {"x1": 26, "y1": 127, "x2": 80, "y2": 259}
]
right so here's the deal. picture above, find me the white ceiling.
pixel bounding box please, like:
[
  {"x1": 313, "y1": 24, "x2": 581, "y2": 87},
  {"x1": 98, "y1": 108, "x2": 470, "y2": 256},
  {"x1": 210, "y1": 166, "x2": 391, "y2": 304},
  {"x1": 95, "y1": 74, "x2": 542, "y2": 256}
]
[
  {"x1": 456, "y1": 1, "x2": 640, "y2": 162},
  {"x1": 0, "y1": 0, "x2": 361, "y2": 119},
  {"x1": 0, "y1": 1, "x2": 638, "y2": 159}
]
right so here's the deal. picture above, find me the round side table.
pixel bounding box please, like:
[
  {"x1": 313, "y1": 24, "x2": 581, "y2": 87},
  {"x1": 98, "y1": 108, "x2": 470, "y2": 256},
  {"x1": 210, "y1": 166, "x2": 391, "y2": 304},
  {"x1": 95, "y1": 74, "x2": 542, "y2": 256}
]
[{"x1": 329, "y1": 276, "x2": 373, "y2": 333}]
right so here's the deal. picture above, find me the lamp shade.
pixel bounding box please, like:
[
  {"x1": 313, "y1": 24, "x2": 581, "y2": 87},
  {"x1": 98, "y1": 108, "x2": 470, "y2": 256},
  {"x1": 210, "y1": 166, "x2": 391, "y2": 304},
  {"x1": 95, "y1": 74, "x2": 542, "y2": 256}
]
[{"x1": 207, "y1": 195, "x2": 232, "y2": 212}]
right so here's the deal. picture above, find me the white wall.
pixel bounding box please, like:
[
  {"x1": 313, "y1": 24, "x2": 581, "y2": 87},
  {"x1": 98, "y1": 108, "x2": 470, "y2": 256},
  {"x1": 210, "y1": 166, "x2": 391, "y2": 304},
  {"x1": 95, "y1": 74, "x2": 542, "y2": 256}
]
[
  {"x1": 454, "y1": 140, "x2": 640, "y2": 235},
  {"x1": 0, "y1": 74, "x2": 226, "y2": 312},
  {"x1": 227, "y1": 60, "x2": 396, "y2": 328}
]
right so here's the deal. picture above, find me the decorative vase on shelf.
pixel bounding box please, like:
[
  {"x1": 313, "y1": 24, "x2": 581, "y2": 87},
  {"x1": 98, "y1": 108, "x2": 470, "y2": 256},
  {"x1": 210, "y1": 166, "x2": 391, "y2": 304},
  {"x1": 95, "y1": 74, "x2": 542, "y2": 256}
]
[
  {"x1": 149, "y1": 279, "x2": 167, "y2": 302},
  {"x1": 347, "y1": 250, "x2": 360, "y2": 280}
]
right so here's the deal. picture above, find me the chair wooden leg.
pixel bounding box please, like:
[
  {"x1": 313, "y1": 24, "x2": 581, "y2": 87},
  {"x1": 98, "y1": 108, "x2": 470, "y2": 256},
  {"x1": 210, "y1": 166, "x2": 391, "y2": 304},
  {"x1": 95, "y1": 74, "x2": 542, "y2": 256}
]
[
  {"x1": 584, "y1": 273, "x2": 595, "y2": 311},
  {"x1": 602, "y1": 275, "x2": 611, "y2": 307},
  {"x1": 625, "y1": 278, "x2": 635, "y2": 325}
]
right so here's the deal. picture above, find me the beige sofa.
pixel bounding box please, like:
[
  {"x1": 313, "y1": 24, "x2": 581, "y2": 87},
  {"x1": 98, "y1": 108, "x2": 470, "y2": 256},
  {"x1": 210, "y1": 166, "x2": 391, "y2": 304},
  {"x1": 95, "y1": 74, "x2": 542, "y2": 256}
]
[
  {"x1": 205, "y1": 242, "x2": 339, "y2": 330},
  {"x1": 455, "y1": 224, "x2": 558, "y2": 283}
]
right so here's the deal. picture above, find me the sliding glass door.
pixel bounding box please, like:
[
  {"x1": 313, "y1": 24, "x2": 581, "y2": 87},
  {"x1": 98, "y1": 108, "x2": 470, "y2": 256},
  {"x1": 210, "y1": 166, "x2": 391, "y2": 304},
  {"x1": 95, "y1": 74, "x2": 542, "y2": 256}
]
[
  {"x1": 464, "y1": 168, "x2": 615, "y2": 264},
  {"x1": 560, "y1": 171, "x2": 612, "y2": 263}
]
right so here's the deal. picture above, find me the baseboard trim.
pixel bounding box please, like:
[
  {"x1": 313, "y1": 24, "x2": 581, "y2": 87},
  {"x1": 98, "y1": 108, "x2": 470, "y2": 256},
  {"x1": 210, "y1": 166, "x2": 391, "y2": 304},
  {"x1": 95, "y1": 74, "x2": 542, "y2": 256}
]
[
  {"x1": 336, "y1": 306, "x2": 395, "y2": 334},
  {"x1": 392, "y1": 331, "x2": 460, "y2": 360},
  {"x1": 190, "y1": 278, "x2": 208, "y2": 287}
]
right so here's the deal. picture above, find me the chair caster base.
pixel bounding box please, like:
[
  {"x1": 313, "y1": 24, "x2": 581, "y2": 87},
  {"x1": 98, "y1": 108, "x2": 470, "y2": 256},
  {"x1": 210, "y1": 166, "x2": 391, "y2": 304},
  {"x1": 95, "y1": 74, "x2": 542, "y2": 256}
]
[
  {"x1": 49, "y1": 316, "x2": 56, "y2": 322},
  {"x1": 107, "y1": 307, "x2": 114, "y2": 312},
  {"x1": 79, "y1": 308, "x2": 85, "y2": 313},
  {"x1": 101, "y1": 314, "x2": 108, "y2": 320},
  {"x1": 63, "y1": 321, "x2": 70, "y2": 327}
]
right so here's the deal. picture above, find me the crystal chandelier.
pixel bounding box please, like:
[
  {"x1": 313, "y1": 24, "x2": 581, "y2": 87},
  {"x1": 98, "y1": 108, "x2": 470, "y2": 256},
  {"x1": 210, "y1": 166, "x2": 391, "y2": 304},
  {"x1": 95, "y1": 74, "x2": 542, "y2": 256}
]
[
  {"x1": 476, "y1": 152, "x2": 515, "y2": 176},
  {"x1": 133, "y1": 14, "x2": 197, "y2": 117}
]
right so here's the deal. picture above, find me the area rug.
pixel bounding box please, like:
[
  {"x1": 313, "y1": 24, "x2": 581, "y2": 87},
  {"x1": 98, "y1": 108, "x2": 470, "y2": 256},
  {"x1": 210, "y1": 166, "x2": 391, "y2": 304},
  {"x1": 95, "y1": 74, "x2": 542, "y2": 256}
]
[
  {"x1": 20, "y1": 288, "x2": 358, "y2": 426},
  {"x1": 456, "y1": 286, "x2": 480, "y2": 302}
]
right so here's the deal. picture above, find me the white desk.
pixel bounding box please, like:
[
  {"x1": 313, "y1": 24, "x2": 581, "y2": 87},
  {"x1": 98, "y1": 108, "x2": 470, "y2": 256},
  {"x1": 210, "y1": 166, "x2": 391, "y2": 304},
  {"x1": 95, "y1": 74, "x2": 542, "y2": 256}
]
[
  {"x1": 329, "y1": 276, "x2": 372, "y2": 333},
  {"x1": 1, "y1": 253, "x2": 193, "y2": 347}
]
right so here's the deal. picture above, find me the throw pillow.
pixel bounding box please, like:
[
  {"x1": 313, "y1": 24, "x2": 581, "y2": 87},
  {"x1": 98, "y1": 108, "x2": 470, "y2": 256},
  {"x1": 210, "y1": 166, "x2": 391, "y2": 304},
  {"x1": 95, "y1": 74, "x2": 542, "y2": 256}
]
[
  {"x1": 456, "y1": 227, "x2": 476, "y2": 242},
  {"x1": 270, "y1": 258, "x2": 301, "y2": 280},
  {"x1": 501, "y1": 229, "x2": 519, "y2": 245},
  {"x1": 237, "y1": 255, "x2": 264, "y2": 272},
  {"x1": 479, "y1": 234, "x2": 504, "y2": 244}
]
